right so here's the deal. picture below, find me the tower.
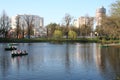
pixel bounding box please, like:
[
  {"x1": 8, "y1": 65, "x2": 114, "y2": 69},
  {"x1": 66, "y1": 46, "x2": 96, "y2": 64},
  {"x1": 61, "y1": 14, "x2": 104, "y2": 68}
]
[{"x1": 96, "y1": 6, "x2": 106, "y2": 26}]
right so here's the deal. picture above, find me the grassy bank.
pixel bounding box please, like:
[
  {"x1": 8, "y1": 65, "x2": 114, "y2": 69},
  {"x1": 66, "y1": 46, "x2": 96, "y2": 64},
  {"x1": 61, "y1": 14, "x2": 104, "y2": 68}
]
[
  {"x1": 0, "y1": 38, "x2": 120, "y2": 43},
  {"x1": 0, "y1": 38, "x2": 98, "y2": 43}
]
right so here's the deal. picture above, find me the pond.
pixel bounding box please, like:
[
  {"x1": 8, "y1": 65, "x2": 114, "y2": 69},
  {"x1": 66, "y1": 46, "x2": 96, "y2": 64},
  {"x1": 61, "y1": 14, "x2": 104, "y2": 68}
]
[{"x1": 0, "y1": 43, "x2": 120, "y2": 80}]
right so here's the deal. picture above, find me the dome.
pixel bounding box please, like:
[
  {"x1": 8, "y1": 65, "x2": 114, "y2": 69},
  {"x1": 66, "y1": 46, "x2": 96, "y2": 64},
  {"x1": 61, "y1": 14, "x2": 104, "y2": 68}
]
[{"x1": 96, "y1": 6, "x2": 106, "y2": 13}]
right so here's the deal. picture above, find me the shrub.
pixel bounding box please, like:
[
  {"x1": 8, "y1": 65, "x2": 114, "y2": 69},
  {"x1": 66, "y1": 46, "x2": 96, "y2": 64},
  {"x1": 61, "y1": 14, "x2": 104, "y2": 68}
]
[
  {"x1": 53, "y1": 30, "x2": 63, "y2": 39},
  {"x1": 68, "y1": 30, "x2": 77, "y2": 39}
]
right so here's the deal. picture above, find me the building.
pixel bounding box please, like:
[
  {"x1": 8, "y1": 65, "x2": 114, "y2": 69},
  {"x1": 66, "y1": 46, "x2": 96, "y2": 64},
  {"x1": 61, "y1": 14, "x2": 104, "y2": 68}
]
[
  {"x1": 79, "y1": 16, "x2": 94, "y2": 28},
  {"x1": 73, "y1": 19, "x2": 79, "y2": 28},
  {"x1": 11, "y1": 14, "x2": 44, "y2": 37},
  {"x1": 73, "y1": 16, "x2": 94, "y2": 28},
  {"x1": 73, "y1": 6, "x2": 106, "y2": 29},
  {"x1": 95, "y1": 6, "x2": 106, "y2": 26}
]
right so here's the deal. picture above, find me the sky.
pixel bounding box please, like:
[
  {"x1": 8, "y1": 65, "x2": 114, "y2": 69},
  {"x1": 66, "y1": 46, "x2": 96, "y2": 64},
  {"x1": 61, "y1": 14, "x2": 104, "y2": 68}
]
[{"x1": 0, "y1": 0, "x2": 116, "y2": 26}]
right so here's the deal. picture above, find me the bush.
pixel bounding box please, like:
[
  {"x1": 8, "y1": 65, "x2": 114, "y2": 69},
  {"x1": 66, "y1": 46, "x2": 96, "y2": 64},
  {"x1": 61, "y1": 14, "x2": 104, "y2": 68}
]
[
  {"x1": 68, "y1": 30, "x2": 77, "y2": 39},
  {"x1": 53, "y1": 30, "x2": 63, "y2": 39}
]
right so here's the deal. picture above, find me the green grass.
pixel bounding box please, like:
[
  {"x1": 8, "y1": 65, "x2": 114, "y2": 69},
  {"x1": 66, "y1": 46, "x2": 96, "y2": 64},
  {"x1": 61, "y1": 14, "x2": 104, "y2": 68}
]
[{"x1": 0, "y1": 38, "x2": 120, "y2": 43}]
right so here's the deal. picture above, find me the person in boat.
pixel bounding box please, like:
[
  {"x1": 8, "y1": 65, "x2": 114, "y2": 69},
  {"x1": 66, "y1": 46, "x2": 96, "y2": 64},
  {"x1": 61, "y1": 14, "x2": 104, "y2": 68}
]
[
  {"x1": 12, "y1": 46, "x2": 14, "y2": 49},
  {"x1": 21, "y1": 50, "x2": 25, "y2": 54},
  {"x1": 17, "y1": 49, "x2": 21, "y2": 54},
  {"x1": 24, "y1": 50, "x2": 27, "y2": 54},
  {"x1": 21, "y1": 50, "x2": 24, "y2": 54},
  {"x1": 11, "y1": 50, "x2": 14, "y2": 54},
  {"x1": 12, "y1": 46, "x2": 16, "y2": 49},
  {"x1": 12, "y1": 50, "x2": 16, "y2": 54},
  {"x1": 10, "y1": 46, "x2": 12, "y2": 49}
]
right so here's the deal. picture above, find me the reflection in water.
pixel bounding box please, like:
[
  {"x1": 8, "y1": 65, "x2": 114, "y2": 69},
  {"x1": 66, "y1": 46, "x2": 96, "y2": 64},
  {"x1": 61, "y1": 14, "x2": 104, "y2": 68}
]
[
  {"x1": 94, "y1": 46, "x2": 120, "y2": 80},
  {"x1": 0, "y1": 43, "x2": 11, "y2": 78},
  {"x1": 65, "y1": 43, "x2": 71, "y2": 75},
  {"x1": 107, "y1": 47, "x2": 120, "y2": 71},
  {"x1": 0, "y1": 43, "x2": 120, "y2": 80}
]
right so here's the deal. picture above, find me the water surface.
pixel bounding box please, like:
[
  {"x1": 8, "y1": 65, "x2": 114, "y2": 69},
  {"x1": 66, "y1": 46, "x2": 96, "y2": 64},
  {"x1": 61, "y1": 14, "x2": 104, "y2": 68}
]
[{"x1": 0, "y1": 43, "x2": 120, "y2": 80}]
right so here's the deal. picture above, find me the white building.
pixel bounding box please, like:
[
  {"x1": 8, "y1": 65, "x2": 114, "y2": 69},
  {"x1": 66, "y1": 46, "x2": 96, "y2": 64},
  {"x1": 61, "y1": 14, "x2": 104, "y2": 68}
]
[
  {"x1": 11, "y1": 14, "x2": 44, "y2": 37},
  {"x1": 73, "y1": 19, "x2": 79, "y2": 28},
  {"x1": 73, "y1": 16, "x2": 94, "y2": 28}
]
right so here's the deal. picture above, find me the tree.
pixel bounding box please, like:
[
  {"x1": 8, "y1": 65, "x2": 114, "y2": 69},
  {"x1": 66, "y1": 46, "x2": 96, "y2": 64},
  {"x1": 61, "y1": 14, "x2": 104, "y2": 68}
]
[
  {"x1": 68, "y1": 30, "x2": 77, "y2": 39},
  {"x1": 46, "y1": 23, "x2": 58, "y2": 37},
  {"x1": 101, "y1": 16, "x2": 120, "y2": 39},
  {"x1": 70, "y1": 26, "x2": 78, "y2": 36},
  {"x1": 78, "y1": 15, "x2": 94, "y2": 37},
  {"x1": 60, "y1": 24, "x2": 66, "y2": 36},
  {"x1": 63, "y1": 13, "x2": 73, "y2": 39},
  {"x1": 15, "y1": 15, "x2": 21, "y2": 39},
  {"x1": 94, "y1": 15, "x2": 120, "y2": 40},
  {"x1": 106, "y1": 0, "x2": 120, "y2": 39},
  {"x1": 23, "y1": 15, "x2": 34, "y2": 39},
  {"x1": 21, "y1": 22, "x2": 25, "y2": 39},
  {"x1": 0, "y1": 10, "x2": 10, "y2": 38},
  {"x1": 110, "y1": 0, "x2": 120, "y2": 17},
  {"x1": 53, "y1": 30, "x2": 63, "y2": 39}
]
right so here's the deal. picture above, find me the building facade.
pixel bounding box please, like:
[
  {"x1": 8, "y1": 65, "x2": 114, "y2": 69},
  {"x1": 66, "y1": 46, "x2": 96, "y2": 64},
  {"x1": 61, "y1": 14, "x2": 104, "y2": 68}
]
[
  {"x1": 73, "y1": 6, "x2": 106, "y2": 29},
  {"x1": 73, "y1": 16, "x2": 94, "y2": 28},
  {"x1": 11, "y1": 14, "x2": 44, "y2": 37},
  {"x1": 73, "y1": 19, "x2": 79, "y2": 28}
]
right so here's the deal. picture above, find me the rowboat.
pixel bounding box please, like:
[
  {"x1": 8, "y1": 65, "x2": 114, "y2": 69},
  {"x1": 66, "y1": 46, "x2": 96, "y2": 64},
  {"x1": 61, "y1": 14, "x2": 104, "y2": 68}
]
[
  {"x1": 5, "y1": 47, "x2": 17, "y2": 51},
  {"x1": 11, "y1": 53, "x2": 28, "y2": 57}
]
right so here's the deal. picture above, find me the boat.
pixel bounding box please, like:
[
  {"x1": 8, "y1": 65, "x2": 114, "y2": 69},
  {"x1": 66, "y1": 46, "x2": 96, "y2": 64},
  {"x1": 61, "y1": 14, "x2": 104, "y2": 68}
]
[
  {"x1": 9, "y1": 43, "x2": 19, "y2": 46},
  {"x1": 5, "y1": 47, "x2": 17, "y2": 51},
  {"x1": 11, "y1": 53, "x2": 28, "y2": 57},
  {"x1": 11, "y1": 50, "x2": 28, "y2": 57}
]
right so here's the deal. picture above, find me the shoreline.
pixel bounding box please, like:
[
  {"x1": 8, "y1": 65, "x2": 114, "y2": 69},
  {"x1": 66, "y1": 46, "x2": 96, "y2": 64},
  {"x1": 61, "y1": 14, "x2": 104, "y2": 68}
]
[{"x1": 0, "y1": 38, "x2": 120, "y2": 44}]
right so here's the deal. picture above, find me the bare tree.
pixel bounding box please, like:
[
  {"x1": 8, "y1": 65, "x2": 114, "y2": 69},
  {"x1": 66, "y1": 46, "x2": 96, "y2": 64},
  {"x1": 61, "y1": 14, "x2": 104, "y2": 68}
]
[
  {"x1": 46, "y1": 23, "x2": 58, "y2": 37},
  {"x1": 23, "y1": 15, "x2": 34, "y2": 39},
  {"x1": 15, "y1": 15, "x2": 21, "y2": 39},
  {"x1": 0, "y1": 10, "x2": 10, "y2": 38},
  {"x1": 98, "y1": 16, "x2": 120, "y2": 39},
  {"x1": 63, "y1": 13, "x2": 72, "y2": 39},
  {"x1": 22, "y1": 22, "x2": 25, "y2": 39},
  {"x1": 79, "y1": 15, "x2": 94, "y2": 36},
  {"x1": 110, "y1": 0, "x2": 120, "y2": 17}
]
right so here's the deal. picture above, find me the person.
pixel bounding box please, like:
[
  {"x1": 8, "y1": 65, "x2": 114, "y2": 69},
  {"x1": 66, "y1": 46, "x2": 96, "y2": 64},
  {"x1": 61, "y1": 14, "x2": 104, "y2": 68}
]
[
  {"x1": 13, "y1": 50, "x2": 16, "y2": 54},
  {"x1": 24, "y1": 50, "x2": 26, "y2": 54},
  {"x1": 12, "y1": 50, "x2": 16, "y2": 54},
  {"x1": 22, "y1": 50, "x2": 24, "y2": 54},
  {"x1": 19, "y1": 50, "x2": 22, "y2": 54},
  {"x1": 17, "y1": 49, "x2": 20, "y2": 54},
  {"x1": 11, "y1": 50, "x2": 14, "y2": 54}
]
